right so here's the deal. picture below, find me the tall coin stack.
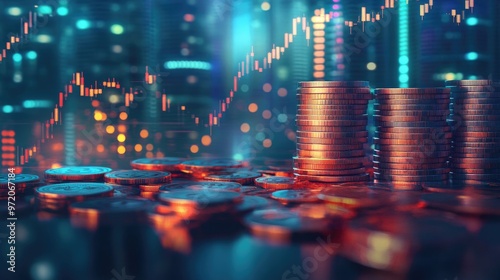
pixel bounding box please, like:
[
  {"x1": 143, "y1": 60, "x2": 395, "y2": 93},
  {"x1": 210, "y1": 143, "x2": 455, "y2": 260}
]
[
  {"x1": 447, "y1": 80, "x2": 500, "y2": 187},
  {"x1": 373, "y1": 88, "x2": 451, "y2": 190},
  {"x1": 294, "y1": 81, "x2": 371, "y2": 184}
]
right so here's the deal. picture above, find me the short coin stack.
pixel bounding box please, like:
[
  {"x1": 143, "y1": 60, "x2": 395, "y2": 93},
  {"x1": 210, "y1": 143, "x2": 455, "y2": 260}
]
[
  {"x1": 447, "y1": 79, "x2": 500, "y2": 187},
  {"x1": 373, "y1": 88, "x2": 451, "y2": 190},
  {"x1": 294, "y1": 81, "x2": 371, "y2": 183}
]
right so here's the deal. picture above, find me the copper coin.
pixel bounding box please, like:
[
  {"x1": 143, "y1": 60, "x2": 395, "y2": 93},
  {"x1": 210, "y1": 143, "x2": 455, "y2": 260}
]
[
  {"x1": 296, "y1": 173, "x2": 369, "y2": 183},
  {"x1": 293, "y1": 167, "x2": 366, "y2": 176},
  {"x1": 375, "y1": 115, "x2": 445, "y2": 122},
  {"x1": 375, "y1": 132, "x2": 452, "y2": 140},
  {"x1": 296, "y1": 137, "x2": 367, "y2": 145},
  {"x1": 296, "y1": 92, "x2": 371, "y2": 99},
  {"x1": 451, "y1": 168, "x2": 500, "y2": 174},
  {"x1": 373, "y1": 155, "x2": 448, "y2": 164},
  {"x1": 254, "y1": 176, "x2": 297, "y2": 190},
  {"x1": 44, "y1": 166, "x2": 112, "y2": 182},
  {"x1": 297, "y1": 87, "x2": 371, "y2": 94},
  {"x1": 375, "y1": 99, "x2": 450, "y2": 106},
  {"x1": 130, "y1": 157, "x2": 185, "y2": 172},
  {"x1": 157, "y1": 189, "x2": 242, "y2": 208},
  {"x1": 293, "y1": 163, "x2": 364, "y2": 171},
  {"x1": 374, "y1": 150, "x2": 451, "y2": 162},
  {"x1": 445, "y1": 79, "x2": 500, "y2": 86},
  {"x1": 204, "y1": 171, "x2": 261, "y2": 185},
  {"x1": 374, "y1": 110, "x2": 448, "y2": 117},
  {"x1": 297, "y1": 104, "x2": 368, "y2": 111},
  {"x1": 297, "y1": 143, "x2": 365, "y2": 151},
  {"x1": 451, "y1": 173, "x2": 500, "y2": 181},
  {"x1": 296, "y1": 114, "x2": 367, "y2": 121},
  {"x1": 35, "y1": 182, "x2": 114, "y2": 200},
  {"x1": 158, "y1": 181, "x2": 241, "y2": 192},
  {"x1": 374, "y1": 104, "x2": 448, "y2": 111},
  {"x1": 296, "y1": 125, "x2": 367, "y2": 133},
  {"x1": 373, "y1": 167, "x2": 450, "y2": 176},
  {"x1": 376, "y1": 126, "x2": 451, "y2": 134},
  {"x1": 296, "y1": 150, "x2": 365, "y2": 158},
  {"x1": 453, "y1": 131, "x2": 500, "y2": 138},
  {"x1": 294, "y1": 157, "x2": 366, "y2": 165},
  {"x1": 298, "y1": 99, "x2": 369, "y2": 106},
  {"x1": 451, "y1": 97, "x2": 500, "y2": 104},
  {"x1": 453, "y1": 147, "x2": 500, "y2": 154},
  {"x1": 104, "y1": 170, "x2": 172, "y2": 185},
  {"x1": 299, "y1": 81, "x2": 369, "y2": 88},
  {"x1": 374, "y1": 173, "x2": 448, "y2": 182},
  {"x1": 450, "y1": 162, "x2": 500, "y2": 169},
  {"x1": 297, "y1": 109, "x2": 367, "y2": 115},
  {"x1": 139, "y1": 184, "x2": 164, "y2": 192},
  {"x1": 373, "y1": 161, "x2": 447, "y2": 170},
  {"x1": 450, "y1": 103, "x2": 500, "y2": 110},
  {"x1": 179, "y1": 158, "x2": 243, "y2": 173},
  {"x1": 296, "y1": 131, "x2": 368, "y2": 138},
  {"x1": 375, "y1": 121, "x2": 448, "y2": 128},
  {"x1": 448, "y1": 114, "x2": 500, "y2": 122},
  {"x1": 375, "y1": 93, "x2": 449, "y2": 99},
  {"x1": 374, "y1": 137, "x2": 450, "y2": 146},
  {"x1": 451, "y1": 91, "x2": 500, "y2": 97},
  {"x1": 375, "y1": 88, "x2": 449, "y2": 94},
  {"x1": 271, "y1": 189, "x2": 320, "y2": 204},
  {"x1": 296, "y1": 119, "x2": 367, "y2": 127}
]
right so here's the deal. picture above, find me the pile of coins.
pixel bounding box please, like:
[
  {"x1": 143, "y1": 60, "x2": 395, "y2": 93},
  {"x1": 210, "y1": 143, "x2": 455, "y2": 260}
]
[
  {"x1": 373, "y1": 88, "x2": 451, "y2": 190},
  {"x1": 447, "y1": 80, "x2": 500, "y2": 187},
  {"x1": 294, "y1": 81, "x2": 371, "y2": 184}
]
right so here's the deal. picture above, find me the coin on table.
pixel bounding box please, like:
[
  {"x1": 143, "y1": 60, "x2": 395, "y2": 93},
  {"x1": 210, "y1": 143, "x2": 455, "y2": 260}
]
[
  {"x1": 104, "y1": 170, "x2": 172, "y2": 185},
  {"x1": 204, "y1": 171, "x2": 261, "y2": 185},
  {"x1": 131, "y1": 157, "x2": 185, "y2": 172},
  {"x1": 35, "y1": 182, "x2": 114, "y2": 200},
  {"x1": 158, "y1": 181, "x2": 241, "y2": 193},
  {"x1": 271, "y1": 189, "x2": 320, "y2": 204},
  {"x1": 254, "y1": 176, "x2": 297, "y2": 190},
  {"x1": 44, "y1": 166, "x2": 112, "y2": 182},
  {"x1": 178, "y1": 158, "x2": 243, "y2": 173},
  {"x1": 157, "y1": 189, "x2": 242, "y2": 209}
]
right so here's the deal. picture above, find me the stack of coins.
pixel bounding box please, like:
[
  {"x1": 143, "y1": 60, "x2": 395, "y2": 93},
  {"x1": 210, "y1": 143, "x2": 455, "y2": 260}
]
[
  {"x1": 447, "y1": 80, "x2": 500, "y2": 187},
  {"x1": 104, "y1": 170, "x2": 172, "y2": 198},
  {"x1": 294, "y1": 81, "x2": 371, "y2": 183},
  {"x1": 373, "y1": 88, "x2": 451, "y2": 190}
]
